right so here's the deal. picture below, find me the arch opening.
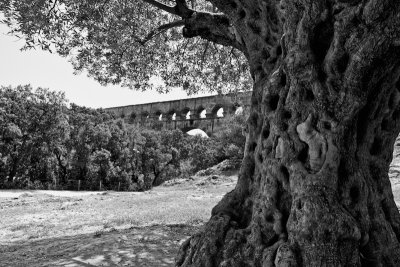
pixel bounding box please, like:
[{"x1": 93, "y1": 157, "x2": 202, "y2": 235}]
[
  {"x1": 216, "y1": 107, "x2": 224, "y2": 117},
  {"x1": 155, "y1": 111, "x2": 163, "y2": 121},
  {"x1": 129, "y1": 113, "x2": 137, "y2": 123},
  {"x1": 211, "y1": 105, "x2": 224, "y2": 118},
  {"x1": 196, "y1": 106, "x2": 206, "y2": 119},
  {"x1": 141, "y1": 111, "x2": 150, "y2": 121},
  {"x1": 167, "y1": 110, "x2": 176, "y2": 121},
  {"x1": 235, "y1": 106, "x2": 244, "y2": 115},
  {"x1": 186, "y1": 128, "x2": 209, "y2": 138},
  {"x1": 181, "y1": 107, "x2": 191, "y2": 120},
  {"x1": 211, "y1": 105, "x2": 223, "y2": 118}
]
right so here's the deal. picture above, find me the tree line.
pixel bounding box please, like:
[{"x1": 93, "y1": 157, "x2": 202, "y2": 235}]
[{"x1": 0, "y1": 85, "x2": 246, "y2": 191}]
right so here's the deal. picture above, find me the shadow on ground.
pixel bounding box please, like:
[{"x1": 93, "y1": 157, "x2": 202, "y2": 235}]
[{"x1": 0, "y1": 224, "x2": 199, "y2": 267}]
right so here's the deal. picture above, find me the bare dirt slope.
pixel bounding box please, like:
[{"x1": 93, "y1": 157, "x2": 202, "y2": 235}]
[{"x1": 0, "y1": 174, "x2": 237, "y2": 267}]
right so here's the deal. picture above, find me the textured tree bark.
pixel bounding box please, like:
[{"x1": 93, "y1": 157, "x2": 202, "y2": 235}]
[{"x1": 177, "y1": 0, "x2": 400, "y2": 266}]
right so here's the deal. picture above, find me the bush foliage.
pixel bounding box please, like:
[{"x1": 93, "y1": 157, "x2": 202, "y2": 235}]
[{"x1": 0, "y1": 85, "x2": 246, "y2": 191}]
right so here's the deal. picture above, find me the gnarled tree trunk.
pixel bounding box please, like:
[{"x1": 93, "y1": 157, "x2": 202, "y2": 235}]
[{"x1": 177, "y1": 0, "x2": 400, "y2": 266}]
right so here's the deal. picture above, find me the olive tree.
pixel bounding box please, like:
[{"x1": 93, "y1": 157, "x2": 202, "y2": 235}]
[{"x1": 2, "y1": 0, "x2": 400, "y2": 265}]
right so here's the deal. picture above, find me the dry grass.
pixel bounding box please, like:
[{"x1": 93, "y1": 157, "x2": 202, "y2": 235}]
[
  {"x1": 1, "y1": 174, "x2": 400, "y2": 267},
  {"x1": 0, "y1": 175, "x2": 237, "y2": 266}
]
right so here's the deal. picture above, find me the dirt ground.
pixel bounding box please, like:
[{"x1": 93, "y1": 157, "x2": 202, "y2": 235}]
[
  {"x1": 0, "y1": 175, "x2": 237, "y2": 267},
  {"x1": 0, "y1": 224, "x2": 197, "y2": 267},
  {"x1": 1, "y1": 172, "x2": 400, "y2": 267}
]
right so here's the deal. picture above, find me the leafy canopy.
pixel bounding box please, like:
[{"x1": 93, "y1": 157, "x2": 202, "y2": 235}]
[{"x1": 0, "y1": 0, "x2": 250, "y2": 94}]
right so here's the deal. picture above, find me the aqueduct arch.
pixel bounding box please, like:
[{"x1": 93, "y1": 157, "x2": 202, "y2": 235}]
[{"x1": 105, "y1": 92, "x2": 251, "y2": 134}]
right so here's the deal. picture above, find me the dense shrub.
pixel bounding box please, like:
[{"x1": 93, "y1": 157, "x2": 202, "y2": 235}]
[
  {"x1": 185, "y1": 136, "x2": 219, "y2": 173},
  {"x1": 212, "y1": 114, "x2": 246, "y2": 161},
  {"x1": 0, "y1": 85, "x2": 246, "y2": 191}
]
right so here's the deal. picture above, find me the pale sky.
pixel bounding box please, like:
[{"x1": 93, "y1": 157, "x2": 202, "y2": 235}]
[{"x1": 0, "y1": 24, "x2": 207, "y2": 109}]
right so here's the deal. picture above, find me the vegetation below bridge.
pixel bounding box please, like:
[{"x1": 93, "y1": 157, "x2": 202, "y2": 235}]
[{"x1": 0, "y1": 85, "x2": 246, "y2": 191}]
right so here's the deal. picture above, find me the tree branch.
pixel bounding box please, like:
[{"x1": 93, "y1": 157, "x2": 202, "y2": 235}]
[
  {"x1": 140, "y1": 0, "x2": 178, "y2": 15},
  {"x1": 46, "y1": 0, "x2": 58, "y2": 17},
  {"x1": 141, "y1": 0, "x2": 245, "y2": 52},
  {"x1": 200, "y1": 41, "x2": 210, "y2": 69},
  {"x1": 182, "y1": 11, "x2": 245, "y2": 52},
  {"x1": 174, "y1": 0, "x2": 194, "y2": 18},
  {"x1": 139, "y1": 20, "x2": 185, "y2": 45}
]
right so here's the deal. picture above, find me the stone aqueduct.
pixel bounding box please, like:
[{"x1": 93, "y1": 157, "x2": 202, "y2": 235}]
[{"x1": 105, "y1": 91, "x2": 252, "y2": 134}]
